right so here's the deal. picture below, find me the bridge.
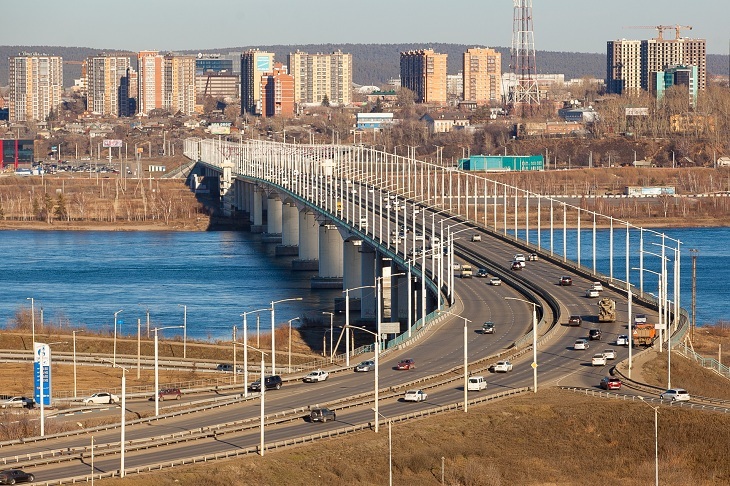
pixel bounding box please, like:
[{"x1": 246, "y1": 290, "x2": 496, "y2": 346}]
[{"x1": 0, "y1": 138, "x2": 691, "y2": 483}]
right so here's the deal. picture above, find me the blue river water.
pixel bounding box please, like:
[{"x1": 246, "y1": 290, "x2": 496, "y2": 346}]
[{"x1": 0, "y1": 227, "x2": 726, "y2": 341}]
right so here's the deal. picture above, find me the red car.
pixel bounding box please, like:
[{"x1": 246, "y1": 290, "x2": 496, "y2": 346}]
[
  {"x1": 396, "y1": 359, "x2": 416, "y2": 370},
  {"x1": 600, "y1": 377, "x2": 622, "y2": 390}
]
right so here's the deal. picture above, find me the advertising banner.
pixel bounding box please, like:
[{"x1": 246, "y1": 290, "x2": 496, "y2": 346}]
[
  {"x1": 33, "y1": 342, "x2": 52, "y2": 406},
  {"x1": 103, "y1": 139, "x2": 123, "y2": 148}
]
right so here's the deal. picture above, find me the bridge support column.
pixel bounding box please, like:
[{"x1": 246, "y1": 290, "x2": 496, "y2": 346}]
[
  {"x1": 219, "y1": 160, "x2": 235, "y2": 217},
  {"x1": 335, "y1": 239, "x2": 363, "y2": 312},
  {"x1": 251, "y1": 187, "x2": 265, "y2": 233},
  {"x1": 263, "y1": 197, "x2": 283, "y2": 243},
  {"x1": 293, "y1": 210, "x2": 319, "y2": 271},
  {"x1": 276, "y1": 203, "x2": 300, "y2": 256},
  {"x1": 360, "y1": 246, "x2": 377, "y2": 320},
  {"x1": 312, "y1": 223, "x2": 344, "y2": 289}
]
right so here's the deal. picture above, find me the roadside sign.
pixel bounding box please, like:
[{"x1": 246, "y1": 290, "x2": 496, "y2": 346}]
[
  {"x1": 33, "y1": 342, "x2": 52, "y2": 406},
  {"x1": 380, "y1": 322, "x2": 400, "y2": 334},
  {"x1": 103, "y1": 139, "x2": 123, "y2": 148}
]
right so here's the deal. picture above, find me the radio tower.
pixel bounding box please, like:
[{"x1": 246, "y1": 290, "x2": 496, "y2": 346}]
[{"x1": 509, "y1": 0, "x2": 540, "y2": 113}]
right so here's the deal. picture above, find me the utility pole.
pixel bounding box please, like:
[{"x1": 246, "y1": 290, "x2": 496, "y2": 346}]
[{"x1": 690, "y1": 249, "x2": 699, "y2": 341}]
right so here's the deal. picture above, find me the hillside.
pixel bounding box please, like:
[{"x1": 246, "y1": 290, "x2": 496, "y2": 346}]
[{"x1": 2, "y1": 43, "x2": 727, "y2": 88}]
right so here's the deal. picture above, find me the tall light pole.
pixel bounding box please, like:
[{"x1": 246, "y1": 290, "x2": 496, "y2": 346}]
[
  {"x1": 287, "y1": 317, "x2": 300, "y2": 372},
  {"x1": 505, "y1": 297, "x2": 540, "y2": 393},
  {"x1": 373, "y1": 409, "x2": 393, "y2": 486},
  {"x1": 232, "y1": 343, "x2": 268, "y2": 456},
  {"x1": 73, "y1": 330, "x2": 84, "y2": 398},
  {"x1": 26, "y1": 297, "x2": 35, "y2": 345},
  {"x1": 343, "y1": 324, "x2": 381, "y2": 432},
  {"x1": 113, "y1": 310, "x2": 123, "y2": 366},
  {"x1": 99, "y1": 358, "x2": 129, "y2": 478},
  {"x1": 322, "y1": 312, "x2": 334, "y2": 363},
  {"x1": 152, "y1": 325, "x2": 183, "y2": 416},
  {"x1": 178, "y1": 304, "x2": 187, "y2": 359},
  {"x1": 342, "y1": 285, "x2": 375, "y2": 366},
  {"x1": 437, "y1": 311, "x2": 471, "y2": 411},
  {"x1": 270, "y1": 297, "x2": 302, "y2": 375},
  {"x1": 639, "y1": 397, "x2": 660, "y2": 486},
  {"x1": 241, "y1": 307, "x2": 271, "y2": 397}
]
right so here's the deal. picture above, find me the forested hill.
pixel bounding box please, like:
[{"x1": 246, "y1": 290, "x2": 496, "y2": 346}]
[{"x1": 1, "y1": 43, "x2": 728, "y2": 88}]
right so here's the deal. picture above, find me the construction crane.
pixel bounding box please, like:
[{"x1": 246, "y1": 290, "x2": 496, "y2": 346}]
[{"x1": 624, "y1": 25, "x2": 693, "y2": 41}]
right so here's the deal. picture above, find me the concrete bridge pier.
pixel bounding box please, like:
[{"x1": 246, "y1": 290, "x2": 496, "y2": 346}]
[
  {"x1": 293, "y1": 210, "x2": 319, "y2": 271},
  {"x1": 263, "y1": 197, "x2": 283, "y2": 243},
  {"x1": 276, "y1": 202, "x2": 300, "y2": 256},
  {"x1": 219, "y1": 160, "x2": 235, "y2": 217},
  {"x1": 335, "y1": 239, "x2": 364, "y2": 312},
  {"x1": 312, "y1": 223, "x2": 344, "y2": 289},
  {"x1": 359, "y1": 247, "x2": 377, "y2": 320},
  {"x1": 251, "y1": 187, "x2": 265, "y2": 233}
]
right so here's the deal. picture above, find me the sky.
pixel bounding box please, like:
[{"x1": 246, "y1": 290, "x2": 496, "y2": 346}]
[{"x1": 2, "y1": 0, "x2": 728, "y2": 55}]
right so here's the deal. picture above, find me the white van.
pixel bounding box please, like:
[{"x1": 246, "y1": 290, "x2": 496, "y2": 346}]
[{"x1": 467, "y1": 376, "x2": 487, "y2": 391}]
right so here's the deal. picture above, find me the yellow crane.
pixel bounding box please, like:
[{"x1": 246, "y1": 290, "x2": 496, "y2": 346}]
[{"x1": 624, "y1": 24, "x2": 693, "y2": 40}]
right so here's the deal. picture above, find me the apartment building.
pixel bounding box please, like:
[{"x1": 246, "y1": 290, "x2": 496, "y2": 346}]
[
  {"x1": 400, "y1": 49, "x2": 447, "y2": 104},
  {"x1": 8, "y1": 53, "x2": 63, "y2": 122},
  {"x1": 288, "y1": 50, "x2": 352, "y2": 106},
  {"x1": 260, "y1": 63, "x2": 294, "y2": 118},
  {"x1": 462, "y1": 48, "x2": 502, "y2": 105},
  {"x1": 164, "y1": 54, "x2": 196, "y2": 115},
  {"x1": 137, "y1": 50, "x2": 164, "y2": 115},
  {"x1": 241, "y1": 50, "x2": 275, "y2": 114},
  {"x1": 86, "y1": 55, "x2": 131, "y2": 116}
]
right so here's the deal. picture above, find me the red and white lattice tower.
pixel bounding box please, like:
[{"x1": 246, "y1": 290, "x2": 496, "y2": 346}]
[{"x1": 509, "y1": 0, "x2": 540, "y2": 111}]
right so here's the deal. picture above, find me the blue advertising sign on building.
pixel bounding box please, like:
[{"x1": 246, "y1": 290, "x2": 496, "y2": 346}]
[{"x1": 33, "y1": 343, "x2": 52, "y2": 406}]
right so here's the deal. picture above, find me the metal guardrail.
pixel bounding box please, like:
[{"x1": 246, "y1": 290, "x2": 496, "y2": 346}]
[
  {"x1": 674, "y1": 341, "x2": 730, "y2": 379},
  {"x1": 559, "y1": 386, "x2": 730, "y2": 412}
]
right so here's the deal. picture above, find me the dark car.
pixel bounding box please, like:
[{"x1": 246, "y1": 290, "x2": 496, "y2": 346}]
[
  {"x1": 249, "y1": 375, "x2": 283, "y2": 391},
  {"x1": 395, "y1": 359, "x2": 416, "y2": 370},
  {"x1": 559, "y1": 276, "x2": 573, "y2": 286},
  {"x1": 482, "y1": 322, "x2": 496, "y2": 334},
  {"x1": 589, "y1": 329, "x2": 603, "y2": 341},
  {"x1": 157, "y1": 388, "x2": 182, "y2": 401},
  {"x1": 0, "y1": 469, "x2": 35, "y2": 484},
  {"x1": 476, "y1": 268, "x2": 489, "y2": 278},
  {"x1": 568, "y1": 315, "x2": 582, "y2": 327},
  {"x1": 309, "y1": 407, "x2": 336, "y2": 423},
  {"x1": 511, "y1": 261, "x2": 522, "y2": 271}
]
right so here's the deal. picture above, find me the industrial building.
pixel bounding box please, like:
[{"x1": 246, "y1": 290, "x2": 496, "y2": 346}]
[{"x1": 458, "y1": 155, "x2": 544, "y2": 172}]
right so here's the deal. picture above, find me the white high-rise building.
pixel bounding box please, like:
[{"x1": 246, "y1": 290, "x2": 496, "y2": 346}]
[{"x1": 9, "y1": 53, "x2": 63, "y2": 122}]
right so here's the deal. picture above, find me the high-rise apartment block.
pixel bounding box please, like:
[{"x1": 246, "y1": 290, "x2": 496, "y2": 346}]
[
  {"x1": 400, "y1": 49, "x2": 447, "y2": 104},
  {"x1": 463, "y1": 48, "x2": 502, "y2": 105},
  {"x1": 86, "y1": 55, "x2": 131, "y2": 116},
  {"x1": 137, "y1": 51, "x2": 164, "y2": 115},
  {"x1": 607, "y1": 35, "x2": 706, "y2": 95},
  {"x1": 137, "y1": 51, "x2": 196, "y2": 115},
  {"x1": 288, "y1": 50, "x2": 352, "y2": 106},
  {"x1": 241, "y1": 50, "x2": 275, "y2": 114},
  {"x1": 260, "y1": 63, "x2": 294, "y2": 118},
  {"x1": 8, "y1": 53, "x2": 63, "y2": 122}
]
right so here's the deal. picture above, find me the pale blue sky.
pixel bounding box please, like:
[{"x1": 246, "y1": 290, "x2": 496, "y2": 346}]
[{"x1": 2, "y1": 0, "x2": 728, "y2": 54}]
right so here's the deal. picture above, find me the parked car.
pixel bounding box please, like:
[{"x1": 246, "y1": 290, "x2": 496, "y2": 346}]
[
  {"x1": 354, "y1": 360, "x2": 375, "y2": 372},
  {"x1": 471, "y1": 234, "x2": 482, "y2": 242},
  {"x1": 591, "y1": 282, "x2": 604, "y2": 291},
  {"x1": 559, "y1": 276, "x2": 573, "y2": 286},
  {"x1": 82, "y1": 392, "x2": 119, "y2": 405},
  {"x1": 249, "y1": 375, "x2": 283, "y2": 391},
  {"x1": 585, "y1": 288, "x2": 600, "y2": 298},
  {"x1": 660, "y1": 389, "x2": 691, "y2": 402},
  {"x1": 396, "y1": 359, "x2": 416, "y2": 370},
  {"x1": 482, "y1": 322, "x2": 495, "y2": 334},
  {"x1": 467, "y1": 376, "x2": 487, "y2": 391},
  {"x1": 602, "y1": 349, "x2": 617, "y2": 360},
  {"x1": 0, "y1": 396, "x2": 34, "y2": 409},
  {"x1": 157, "y1": 388, "x2": 182, "y2": 401},
  {"x1": 0, "y1": 469, "x2": 35, "y2": 484},
  {"x1": 309, "y1": 407, "x2": 336, "y2": 422},
  {"x1": 303, "y1": 370, "x2": 329, "y2": 382},
  {"x1": 568, "y1": 315, "x2": 583, "y2": 327},
  {"x1": 616, "y1": 335, "x2": 629, "y2": 346},
  {"x1": 489, "y1": 277, "x2": 502, "y2": 286},
  {"x1": 591, "y1": 354, "x2": 607, "y2": 366},
  {"x1": 589, "y1": 329, "x2": 603, "y2": 341},
  {"x1": 490, "y1": 361, "x2": 513, "y2": 373},
  {"x1": 600, "y1": 377, "x2": 622, "y2": 390},
  {"x1": 574, "y1": 339, "x2": 590, "y2": 350},
  {"x1": 476, "y1": 268, "x2": 489, "y2": 278},
  {"x1": 403, "y1": 389, "x2": 428, "y2": 402}
]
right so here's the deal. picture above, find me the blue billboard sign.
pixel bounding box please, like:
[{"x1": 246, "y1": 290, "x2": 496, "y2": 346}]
[{"x1": 33, "y1": 343, "x2": 52, "y2": 406}]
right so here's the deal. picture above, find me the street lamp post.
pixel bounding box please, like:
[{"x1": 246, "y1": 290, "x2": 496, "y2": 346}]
[
  {"x1": 322, "y1": 312, "x2": 334, "y2": 363},
  {"x1": 437, "y1": 311, "x2": 471, "y2": 411},
  {"x1": 373, "y1": 409, "x2": 393, "y2": 486},
  {"x1": 232, "y1": 343, "x2": 268, "y2": 456},
  {"x1": 270, "y1": 298, "x2": 303, "y2": 375},
  {"x1": 241, "y1": 307, "x2": 271, "y2": 397},
  {"x1": 99, "y1": 358, "x2": 129, "y2": 478},
  {"x1": 639, "y1": 397, "x2": 660, "y2": 486},
  {"x1": 73, "y1": 330, "x2": 84, "y2": 398},
  {"x1": 287, "y1": 317, "x2": 299, "y2": 372},
  {"x1": 505, "y1": 297, "x2": 540, "y2": 393},
  {"x1": 113, "y1": 310, "x2": 123, "y2": 366},
  {"x1": 178, "y1": 304, "x2": 187, "y2": 359},
  {"x1": 342, "y1": 285, "x2": 375, "y2": 366},
  {"x1": 152, "y1": 325, "x2": 184, "y2": 416},
  {"x1": 343, "y1": 324, "x2": 381, "y2": 432}
]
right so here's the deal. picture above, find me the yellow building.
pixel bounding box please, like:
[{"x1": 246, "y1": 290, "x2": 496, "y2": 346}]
[
  {"x1": 288, "y1": 50, "x2": 352, "y2": 106},
  {"x1": 400, "y1": 49, "x2": 447, "y2": 104},
  {"x1": 9, "y1": 53, "x2": 63, "y2": 122},
  {"x1": 164, "y1": 55, "x2": 196, "y2": 115},
  {"x1": 241, "y1": 50, "x2": 275, "y2": 114},
  {"x1": 86, "y1": 55, "x2": 131, "y2": 116},
  {"x1": 462, "y1": 48, "x2": 502, "y2": 105}
]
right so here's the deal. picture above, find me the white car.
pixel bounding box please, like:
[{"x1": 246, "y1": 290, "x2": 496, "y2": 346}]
[
  {"x1": 403, "y1": 389, "x2": 428, "y2": 402},
  {"x1": 467, "y1": 376, "x2": 487, "y2": 391},
  {"x1": 303, "y1": 370, "x2": 329, "y2": 382},
  {"x1": 489, "y1": 277, "x2": 502, "y2": 286},
  {"x1": 0, "y1": 396, "x2": 33, "y2": 409},
  {"x1": 82, "y1": 392, "x2": 119, "y2": 404},
  {"x1": 354, "y1": 360, "x2": 375, "y2": 372},
  {"x1": 591, "y1": 354, "x2": 607, "y2": 366},
  {"x1": 471, "y1": 234, "x2": 482, "y2": 242},
  {"x1": 660, "y1": 389, "x2": 691, "y2": 402},
  {"x1": 634, "y1": 314, "x2": 647, "y2": 324},
  {"x1": 602, "y1": 349, "x2": 617, "y2": 360},
  {"x1": 491, "y1": 361, "x2": 513, "y2": 373},
  {"x1": 585, "y1": 288, "x2": 600, "y2": 298},
  {"x1": 591, "y1": 282, "x2": 604, "y2": 291},
  {"x1": 574, "y1": 339, "x2": 589, "y2": 350},
  {"x1": 616, "y1": 335, "x2": 629, "y2": 346}
]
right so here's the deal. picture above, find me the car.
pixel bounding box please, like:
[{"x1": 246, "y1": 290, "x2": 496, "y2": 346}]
[
  {"x1": 591, "y1": 282, "x2": 604, "y2": 291},
  {"x1": 0, "y1": 396, "x2": 34, "y2": 409},
  {"x1": 489, "y1": 277, "x2": 502, "y2": 286},
  {"x1": 511, "y1": 261, "x2": 522, "y2": 271},
  {"x1": 354, "y1": 360, "x2": 375, "y2": 372},
  {"x1": 157, "y1": 388, "x2": 182, "y2": 401},
  {"x1": 216, "y1": 363, "x2": 243, "y2": 373},
  {"x1": 82, "y1": 392, "x2": 119, "y2": 405},
  {"x1": 490, "y1": 361, "x2": 513, "y2": 373},
  {"x1": 303, "y1": 370, "x2": 329, "y2": 382},
  {"x1": 600, "y1": 377, "x2": 622, "y2": 390},
  {"x1": 589, "y1": 329, "x2": 602, "y2": 341},
  {"x1": 585, "y1": 288, "x2": 600, "y2": 298},
  {"x1": 616, "y1": 335, "x2": 629, "y2": 346},
  {"x1": 660, "y1": 388, "x2": 691, "y2": 402},
  {"x1": 568, "y1": 315, "x2": 583, "y2": 327},
  {"x1": 403, "y1": 389, "x2": 428, "y2": 402},
  {"x1": 249, "y1": 375, "x2": 283, "y2": 391},
  {"x1": 476, "y1": 268, "x2": 489, "y2": 278},
  {"x1": 559, "y1": 276, "x2": 573, "y2": 286},
  {"x1": 467, "y1": 376, "x2": 487, "y2": 391},
  {"x1": 396, "y1": 359, "x2": 416, "y2": 370},
  {"x1": 482, "y1": 322, "x2": 495, "y2": 334},
  {"x1": 471, "y1": 234, "x2": 482, "y2": 242},
  {"x1": 309, "y1": 407, "x2": 336, "y2": 422},
  {"x1": 513, "y1": 253, "x2": 526, "y2": 264},
  {"x1": 528, "y1": 253, "x2": 539, "y2": 261},
  {"x1": 634, "y1": 314, "x2": 647, "y2": 324},
  {"x1": 452, "y1": 262, "x2": 462, "y2": 271},
  {"x1": 602, "y1": 349, "x2": 616, "y2": 360},
  {"x1": 0, "y1": 469, "x2": 35, "y2": 484},
  {"x1": 574, "y1": 339, "x2": 590, "y2": 350},
  {"x1": 591, "y1": 354, "x2": 607, "y2": 366}
]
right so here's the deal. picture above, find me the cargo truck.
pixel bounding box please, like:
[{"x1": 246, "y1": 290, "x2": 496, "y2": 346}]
[
  {"x1": 633, "y1": 323, "x2": 656, "y2": 346},
  {"x1": 597, "y1": 298, "x2": 616, "y2": 322}
]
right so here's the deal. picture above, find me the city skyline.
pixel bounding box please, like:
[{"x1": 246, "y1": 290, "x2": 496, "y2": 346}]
[{"x1": 2, "y1": 0, "x2": 729, "y2": 55}]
